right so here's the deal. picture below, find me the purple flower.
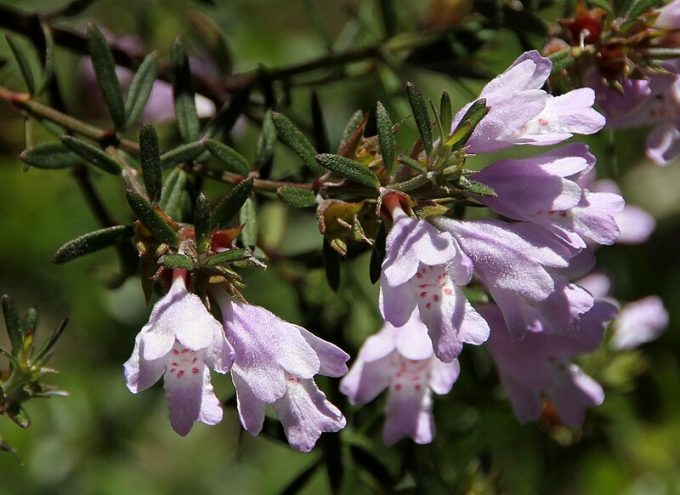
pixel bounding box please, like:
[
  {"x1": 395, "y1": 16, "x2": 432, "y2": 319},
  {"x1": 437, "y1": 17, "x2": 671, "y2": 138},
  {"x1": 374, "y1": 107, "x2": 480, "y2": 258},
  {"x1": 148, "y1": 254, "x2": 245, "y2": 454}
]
[
  {"x1": 452, "y1": 51, "x2": 604, "y2": 153},
  {"x1": 471, "y1": 143, "x2": 624, "y2": 248},
  {"x1": 482, "y1": 303, "x2": 615, "y2": 426},
  {"x1": 340, "y1": 310, "x2": 459, "y2": 445},
  {"x1": 655, "y1": 0, "x2": 680, "y2": 29},
  {"x1": 124, "y1": 275, "x2": 234, "y2": 436},
  {"x1": 215, "y1": 292, "x2": 348, "y2": 452},
  {"x1": 380, "y1": 197, "x2": 490, "y2": 362},
  {"x1": 612, "y1": 296, "x2": 669, "y2": 350}
]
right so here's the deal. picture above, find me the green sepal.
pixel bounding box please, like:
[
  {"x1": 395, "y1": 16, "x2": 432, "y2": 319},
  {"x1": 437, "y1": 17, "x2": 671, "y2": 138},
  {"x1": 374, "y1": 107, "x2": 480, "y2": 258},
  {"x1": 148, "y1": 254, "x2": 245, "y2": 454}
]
[
  {"x1": 204, "y1": 139, "x2": 250, "y2": 175},
  {"x1": 205, "y1": 248, "x2": 250, "y2": 266},
  {"x1": 194, "y1": 193, "x2": 212, "y2": 254},
  {"x1": 271, "y1": 112, "x2": 323, "y2": 174},
  {"x1": 139, "y1": 124, "x2": 162, "y2": 203},
  {"x1": 322, "y1": 238, "x2": 341, "y2": 292},
  {"x1": 87, "y1": 23, "x2": 125, "y2": 128},
  {"x1": 211, "y1": 178, "x2": 254, "y2": 230},
  {"x1": 159, "y1": 253, "x2": 195, "y2": 270},
  {"x1": 20, "y1": 142, "x2": 85, "y2": 169},
  {"x1": 53, "y1": 225, "x2": 135, "y2": 264},
  {"x1": 160, "y1": 141, "x2": 205, "y2": 168},
  {"x1": 124, "y1": 51, "x2": 159, "y2": 129},
  {"x1": 126, "y1": 191, "x2": 179, "y2": 247},
  {"x1": 376, "y1": 101, "x2": 396, "y2": 176},
  {"x1": 447, "y1": 99, "x2": 488, "y2": 151},
  {"x1": 239, "y1": 197, "x2": 257, "y2": 249},
  {"x1": 458, "y1": 176, "x2": 496, "y2": 196},
  {"x1": 315, "y1": 154, "x2": 380, "y2": 188},
  {"x1": 60, "y1": 135, "x2": 122, "y2": 175},
  {"x1": 171, "y1": 38, "x2": 200, "y2": 143},
  {"x1": 276, "y1": 186, "x2": 316, "y2": 208},
  {"x1": 254, "y1": 111, "x2": 276, "y2": 169},
  {"x1": 6, "y1": 34, "x2": 36, "y2": 95},
  {"x1": 2, "y1": 295, "x2": 22, "y2": 355},
  {"x1": 406, "y1": 82, "x2": 433, "y2": 155}
]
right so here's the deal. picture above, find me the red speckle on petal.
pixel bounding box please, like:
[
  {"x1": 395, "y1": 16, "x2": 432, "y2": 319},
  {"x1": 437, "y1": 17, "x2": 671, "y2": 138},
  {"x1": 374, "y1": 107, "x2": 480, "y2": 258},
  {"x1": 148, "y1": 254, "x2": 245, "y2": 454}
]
[
  {"x1": 538, "y1": 118, "x2": 549, "y2": 126},
  {"x1": 444, "y1": 288, "x2": 453, "y2": 296},
  {"x1": 425, "y1": 302, "x2": 431, "y2": 309},
  {"x1": 177, "y1": 370, "x2": 185, "y2": 378},
  {"x1": 192, "y1": 357, "x2": 197, "y2": 363},
  {"x1": 414, "y1": 383, "x2": 421, "y2": 391},
  {"x1": 172, "y1": 349, "x2": 180, "y2": 355},
  {"x1": 395, "y1": 383, "x2": 402, "y2": 391},
  {"x1": 192, "y1": 367, "x2": 200, "y2": 375},
  {"x1": 559, "y1": 211, "x2": 568, "y2": 217},
  {"x1": 433, "y1": 294, "x2": 439, "y2": 302},
  {"x1": 420, "y1": 291, "x2": 427, "y2": 298},
  {"x1": 416, "y1": 273, "x2": 423, "y2": 279}
]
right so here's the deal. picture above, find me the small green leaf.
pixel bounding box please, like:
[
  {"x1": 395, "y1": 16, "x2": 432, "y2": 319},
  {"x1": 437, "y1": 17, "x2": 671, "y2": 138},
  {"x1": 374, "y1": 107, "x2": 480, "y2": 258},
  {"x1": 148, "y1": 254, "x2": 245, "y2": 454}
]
[
  {"x1": 159, "y1": 169, "x2": 188, "y2": 221},
  {"x1": 125, "y1": 51, "x2": 159, "y2": 129},
  {"x1": 171, "y1": 38, "x2": 200, "y2": 143},
  {"x1": 194, "y1": 193, "x2": 212, "y2": 254},
  {"x1": 159, "y1": 253, "x2": 195, "y2": 270},
  {"x1": 160, "y1": 141, "x2": 205, "y2": 168},
  {"x1": 277, "y1": 186, "x2": 316, "y2": 208},
  {"x1": 239, "y1": 197, "x2": 257, "y2": 249},
  {"x1": 587, "y1": 0, "x2": 614, "y2": 13},
  {"x1": 57, "y1": 0, "x2": 99, "y2": 17},
  {"x1": 20, "y1": 142, "x2": 85, "y2": 169},
  {"x1": 6, "y1": 35, "x2": 36, "y2": 94},
  {"x1": 458, "y1": 176, "x2": 496, "y2": 196},
  {"x1": 127, "y1": 191, "x2": 179, "y2": 247},
  {"x1": 87, "y1": 23, "x2": 125, "y2": 128},
  {"x1": 447, "y1": 99, "x2": 488, "y2": 151},
  {"x1": 406, "y1": 82, "x2": 433, "y2": 154},
  {"x1": 271, "y1": 112, "x2": 323, "y2": 174},
  {"x1": 439, "y1": 91, "x2": 452, "y2": 134},
  {"x1": 140, "y1": 124, "x2": 162, "y2": 203},
  {"x1": 187, "y1": 9, "x2": 232, "y2": 75},
  {"x1": 53, "y1": 225, "x2": 134, "y2": 264},
  {"x1": 376, "y1": 101, "x2": 396, "y2": 176},
  {"x1": 315, "y1": 154, "x2": 380, "y2": 188},
  {"x1": 254, "y1": 111, "x2": 277, "y2": 169},
  {"x1": 7, "y1": 404, "x2": 30, "y2": 430},
  {"x1": 2, "y1": 295, "x2": 22, "y2": 355},
  {"x1": 337, "y1": 110, "x2": 366, "y2": 156},
  {"x1": 323, "y1": 238, "x2": 341, "y2": 292},
  {"x1": 211, "y1": 178, "x2": 254, "y2": 229},
  {"x1": 60, "y1": 135, "x2": 122, "y2": 175},
  {"x1": 378, "y1": 0, "x2": 398, "y2": 36},
  {"x1": 36, "y1": 21, "x2": 55, "y2": 96},
  {"x1": 204, "y1": 139, "x2": 250, "y2": 175},
  {"x1": 205, "y1": 248, "x2": 249, "y2": 266},
  {"x1": 34, "y1": 318, "x2": 68, "y2": 365},
  {"x1": 397, "y1": 155, "x2": 427, "y2": 173},
  {"x1": 625, "y1": 0, "x2": 663, "y2": 21},
  {"x1": 548, "y1": 49, "x2": 576, "y2": 72}
]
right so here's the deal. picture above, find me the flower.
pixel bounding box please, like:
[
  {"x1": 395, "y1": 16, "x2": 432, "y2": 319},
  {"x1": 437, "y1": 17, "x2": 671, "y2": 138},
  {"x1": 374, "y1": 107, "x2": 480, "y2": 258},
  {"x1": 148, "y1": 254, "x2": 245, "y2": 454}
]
[
  {"x1": 215, "y1": 292, "x2": 349, "y2": 452},
  {"x1": 611, "y1": 296, "x2": 669, "y2": 350},
  {"x1": 340, "y1": 310, "x2": 459, "y2": 444},
  {"x1": 452, "y1": 51, "x2": 605, "y2": 153},
  {"x1": 124, "y1": 275, "x2": 234, "y2": 436},
  {"x1": 655, "y1": 0, "x2": 680, "y2": 29},
  {"x1": 380, "y1": 195, "x2": 490, "y2": 362}
]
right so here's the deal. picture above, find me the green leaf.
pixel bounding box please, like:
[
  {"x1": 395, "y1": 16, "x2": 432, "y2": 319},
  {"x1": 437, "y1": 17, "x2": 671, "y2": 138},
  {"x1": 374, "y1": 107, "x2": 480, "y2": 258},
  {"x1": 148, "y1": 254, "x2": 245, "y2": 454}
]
[
  {"x1": 34, "y1": 318, "x2": 68, "y2": 365},
  {"x1": 56, "y1": 0, "x2": 100, "y2": 17},
  {"x1": 271, "y1": 112, "x2": 323, "y2": 174},
  {"x1": 124, "y1": 51, "x2": 159, "y2": 129},
  {"x1": 458, "y1": 176, "x2": 496, "y2": 196},
  {"x1": 376, "y1": 101, "x2": 396, "y2": 176},
  {"x1": 397, "y1": 155, "x2": 427, "y2": 173},
  {"x1": 171, "y1": 38, "x2": 200, "y2": 143},
  {"x1": 211, "y1": 178, "x2": 254, "y2": 230},
  {"x1": 239, "y1": 197, "x2": 257, "y2": 249},
  {"x1": 194, "y1": 193, "x2": 212, "y2": 254},
  {"x1": 187, "y1": 9, "x2": 232, "y2": 75},
  {"x1": 20, "y1": 308, "x2": 37, "y2": 338},
  {"x1": 2, "y1": 295, "x2": 22, "y2": 356},
  {"x1": 323, "y1": 238, "x2": 341, "y2": 292},
  {"x1": 337, "y1": 110, "x2": 366, "y2": 156},
  {"x1": 36, "y1": 21, "x2": 55, "y2": 96},
  {"x1": 406, "y1": 82, "x2": 433, "y2": 154},
  {"x1": 6, "y1": 35, "x2": 36, "y2": 94},
  {"x1": 127, "y1": 191, "x2": 179, "y2": 247},
  {"x1": 625, "y1": 0, "x2": 663, "y2": 21},
  {"x1": 159, "y1": 253, "x2": 195, "y2": 270},
  {"x1": 60, "y1": 136, "x2": 122, "y2": 175},
  {"x1": 139, "y1": 124, "x2": 162, "y2": 203},
  {"x1": 378, "y1": 0, "x2": 398, "y2": 37},
  {"x1": 277, "y1": 186, "x2": 316, "y2": 208},
  {"x1": 439, "y1": 91, "x2": 452, "y2": 135},
  {"x1": 7, "y1": 404, "x2": 30, "y2": 429},
  {"x1": 280, "y1": 459, "x2": 322, "y2": 495},
  {"x1": 204, "y1": 139, "x2": 250, "y2": 175},
  {"x1": 160, "y1": 141, "x2": 205, "y2": 168},
  {"x1": 205, "y1": 248, "x2": 250, "y2": 266},
  {"x1": 447, "y1": 98, "x2": 488, "y2": 151},
  {"x1": 254, "y1": 111, "x2": 277, "y2": 169},
  {"x1": 315, "y1": 154, "x2": 380, "y2": 188},
  {"x1": 53, "y1": 225, "x2": 134, "y2": 264},
  {"x1": 159, "y1": 169, "x2": 188, "y2": 221},
  {"x1": 548, "y1": 49, "x2": 576, "y2": 72},
  {"x1": 87, "y1": 23, "x2": 125, "y2": 128},
  {"x1": 587, "y1": 0, "x2": 613, "y2": 11},
  {"x1": 20, "y1": 142, "x2": 85, "y2": 169},
  {"x1": 369, "y1": 224, "x2": 387, "y2": 284}
]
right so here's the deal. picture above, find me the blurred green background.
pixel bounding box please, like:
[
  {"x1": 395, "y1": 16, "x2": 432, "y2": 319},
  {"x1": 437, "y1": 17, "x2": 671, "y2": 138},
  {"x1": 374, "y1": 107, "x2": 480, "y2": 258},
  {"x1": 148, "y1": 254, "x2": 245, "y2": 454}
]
[{"x1": 0, "y1": 0, "x2": 679, "y2": 493}]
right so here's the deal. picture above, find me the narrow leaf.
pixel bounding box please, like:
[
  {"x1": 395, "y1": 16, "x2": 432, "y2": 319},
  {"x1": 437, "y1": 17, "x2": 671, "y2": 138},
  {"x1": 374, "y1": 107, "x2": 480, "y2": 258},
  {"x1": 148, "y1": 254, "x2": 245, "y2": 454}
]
[
  {"x1": 458, "y1": 176, "x2": 496, "y2": 196},
  {"x1": 323, "y1": 239, "x2": 341, "y2": 292},
  {"x1": 127, "y1": 191, "x2": 179, "y2": 246},
  {"x1": 204, "y1": 139, "x2": 250, "y2": 175},
  {"x1": 277, "y1": 186, "x2": 316, "y2": 208},
  {"x1": 7, "y1": 404, "x2": 30, "y2": 430},
  {"x1": 375, "y1": 101, "x2": 396, "y2": 175},
  {"x1": 205, "y1": 248, "x2": 250, "y2": 266},
  {"x1": 87, "y1": 23, "x2": 125, "y2": 128},
  {"x1": 254, "y1": 111, "x2": 277, "y2": 169},
  {"x1": 124, "y1": 51, "x2": 159, "y2": 128},
  {"x1": 6, "y1": 35, "x2": 36, "y2": 94},
  {"x1": 439, "y1": 91, "x2": 452, "y2": 134},
  {"x1": 271, "y1": 112, "x2": 323, "y2": 174},
  {"x1": 60, "y1": 135, "x2": 122, "y2": 175},
  {"x1": 2, "y1": 296, "x2": 21, "y2": 355},
  {"x1": 36, "y1": 21, "x2": 55, "y2": 96},
  {"x1": 397, "y1": 155, "x2": 427, "y2": 173},
  {"x1": 171, "y1": 38, "x2": 200, "y2": 143},
  {"x1": 281, "y1": 459, "x2": 322, "y2": 495},
  {"x1": 315, "y1": 154, "x2": 380, "y2": 188},
  {"x1": 20, "y1": 142, "x2": 85, "y2": 169},
  {"x1": 211, "y1": 178, "x2": 254, "y2": 229},
  {"x1": 34, "y1": 318, "x2": 68, "y2": 365},
  {"x1": 20, "y1": 308, "x2": 37, "y2": 338},
  {"x1": 140, "y1": 124, "x2": 162, "y2": 203},
  {"x1": 53, "y1": 225, "x2": 134, "y2": 263},
  {"x1": 159, "y1": 253, "x2": 195, "y2": 270},
  {"x1": 447, "y1": 99, "x2": 488, "y2": 150},
  {"x1": 379, "y1": 0, "x2": 397, "y2": 37},
  {"x1": 160, "y1": 141, "x2": 204, "y2": 168},
  {"x1": 239, "y1": 197, "x2": 257, "y2": 249},
  {"x1": 194, "y1": 193, "x2": 212, "y2": 254},
  {"x1": 158, "y1": 169, "x2": 187, "y2": 220},
  {"x1": 625, "y1": 0, "x2": 663, "y2": 21},
  {"x1": 337, "y1": 110, "x2": 365, "y2": 156},
  {"x1": 406, "y1": 82, "x2": 432, "y2": 154}
]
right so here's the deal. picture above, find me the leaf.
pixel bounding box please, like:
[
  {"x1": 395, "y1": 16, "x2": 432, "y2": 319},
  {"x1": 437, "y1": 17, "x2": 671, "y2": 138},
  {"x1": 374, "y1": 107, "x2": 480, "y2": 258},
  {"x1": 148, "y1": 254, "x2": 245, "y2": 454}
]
[
  {"x1": 2, "y1": 295, "x2": 22, "y2": 356},
  {"x1": 271, "y1": 112, "x2": 323, "y2": 174},
  {"x1": 20, "y1": 308, "x2": 37, "y2": 338},
  {"x1": 548, "y1": 49, "x2": 576, "y2": 72},
  {"x1": 406, "y1": 82, "x2": 433, "y2": 154},
  {"x1": 36, "y1": 21, "x2": 55, "y2": 96},
  {"x1": 171, "y1": 38, "x2": 200, "y2": 143},
  {"x1": 458, "y1": 176, "x2": 496, "y2": 196},
  {"x1": 20, "y1": 142, "x2": 85, "y2": 169},
  {"x1": 280, "y1": 460, "x2": 322, "y2": 495},
  {"x1": 187, "y1": 9, "x2": 232, "y2": 75},
  {"x1": 376, "y1": 101, "x2": 396, "y2": 176},
  {"x1": 369, "y1": 224, "x2": 387, "y2": 284},
  {"x1": 7, "y1": 404, "x2": 30, "y2": 430},
  {"x1": 87, "y1": 23, "x2": 125, "y2": 128},
  {"x1": 33, "y1": 318, "x2": 68, "y2": 365},
  {"x1": 204, "y1": 248, "x2": 250, "y2": 267},
  {"x1": 439, "y1": 91, "x2": 452, "y2": 135},
  {"x1": 323, "y1": 238, "x2": 341, "y2": 292},
  {"x1": 57, "y1": 0, "x2": 100, "y2": 17},
  {"x1": 211, "y1": 178, "x2": 254, "y2": 230},
  {"x1": 204, "y1": 139, "x2": 250, "y2": 175},
  {"x1": 53, "y1": 225, "x2": 135, "y2": 264},
  {"x1": 337, "y1": 110, "x2": 366, "y2": 156},
  {"x1": 140, "y1": 124, "x2": 162, "y2": 203},
  {"x1": 159, "y1": 253, "x2": 195, "y2": 270},
  {"x1": 239, "y1": 197, "x2": 257, "y2": 249},
  {"x1": 447, "y1": 98, "x2": 488, "y2": 150},
  {"x1": 587, "y1": 0, "x2": 614, "y2": 13},
  {"x1": 160, "y1": 141, "x2": 205, "y2": 168},
  {"x1": 159, "y1": 169, "x2": 188, "y2": 221},
  {"x1": 378, "y1": 0, "x2": 398, "y2": 37},
  {"x1": 625, "y1": 0, "x2": 663, "y2": 21},
  {"x1": 311, "y1": 91, "x2": 330, "y2": 153},
  {"x1": 60, "y1": 136, "x2": 122, "y2": 175},
  {"x1": 127, "y1": 191, "x2": 179, "y2": 247},
  {"x1": 277, "y1": 186, "x2": 316, "y2": 208},
  {"x1": 254, "y1": 111, "x2": 277, "y2": 169},
  {"x1": 350, "y1": 446, "x2": 392, "y2": 488},
  {"x1": 315, "y1": 154, "x2": 380, "y2": 188},
  {"x1": 397, "y1": 155, "x2": 427, "y2": 173},
  {"x1": 6, "y1": 35, "x2": 36, "y2": 94},
  {"x1": 194, "y1": 193, "x2": 212, "y2": 254},
  {"x1": 124, "y1": 51, "x2": 159, "y2": 129}
]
